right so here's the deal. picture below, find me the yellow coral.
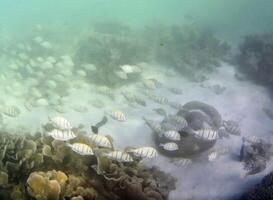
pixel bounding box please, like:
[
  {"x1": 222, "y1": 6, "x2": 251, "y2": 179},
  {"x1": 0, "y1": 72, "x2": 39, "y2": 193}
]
[{"x1": 27, "y1": 170, "x2": 66, "y2": 200}]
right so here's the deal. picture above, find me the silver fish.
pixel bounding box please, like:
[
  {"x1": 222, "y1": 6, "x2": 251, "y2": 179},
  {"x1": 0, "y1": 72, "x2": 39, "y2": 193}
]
[
  {"x1": 171, "y1": 158, "x2": 192, "y2": 167},
  {"x1": 193, "y1": 128, "x2": 219, "y2": 141},
  {"x1": 128, "y1": 147, "x2": 157, "y2": 159},
  {"x1": 143, "y1": 118, "x2": 163, "y2": 134},
  {"x1": 150, "y1": 95, "x2": 168, "y2": 105},
  {"x1": 153, "y1": 108, "x2": 167, "y2": 116},
  {"x1": 167, "y1": 101, "x2": 184, "y2": 110},
  {"x1": 108, "y1": 110, "x2": 126, "y2": 122},
  {"x1": 223, "y1": 120, "x2": 241, "y2": 136},
  {"x1": 168, "y1": 87, "x2": 183, "y2": 95},
  {"x1": 67, "y1": 143, "x2": 94, "y2": 155},
  {"x1": 104, "y1": 151, "x2": 134, "y2": 162},
  {"x1": 49, "y1": 116, "x2": 72, "y2": 130},
  {"x1": 159, "y1": 142, "x2": 179, "y2": 151},
  {"x1": 243, "y1": 136, "x2": 263, "y2": 144},
  {"x1": 163, "y1": 130, "x2": 181, "y2": 141},
  {"x1": 167, "y1": 115, "x2": 188, "y2": 129},
  {"x1": 2, "y1": 106, "x2": 20, "y2": 117},
  {"x1": 89, "y1": 134, "x2": 112, "y2": 148},
  {"x1": 48, "y1": 129, "x2": 76, "y2": 141}
]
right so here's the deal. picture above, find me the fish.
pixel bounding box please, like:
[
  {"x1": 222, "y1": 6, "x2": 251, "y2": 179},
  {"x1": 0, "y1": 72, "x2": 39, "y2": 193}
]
[
  {"x1": 193, "y1": 128, "x2": 219, "y2": 141},
  {"x1": 223, "y1": 120, "x2": 241, "y2": 135},
  {"x1": 153, "y1": 108, "x2": 167, "y2": 117},
  {"x1": 115, "y1": 70, "x2": 128, "y2": 79},
  {"x1": 48, "y1": 129, "x2": 76, "y2": 141},
  {"x1": 88, "y1": 134, "x2": 112, "y2": 148},
  {"x1": 82, "y1": 63, "x2": 97, "y2": 71},
  {"x1": 127, "y1": 147, "x2": 157, "y2": 159},
  {"x1": 143, "y1": 79, "x2": 161, "y2": 90},
  {"x1": 171, "y1": 158, "x2": 192, "y2": 167},
  {"x1": 48, "y1": 116, "x2": 72, "y2": 130},
  {"x1": 122, "y1": 92, "x2": 146, "y2": 107},
  {"x1": 163, "y1": 130, "x2": 181, "y2": 141},
  {"x1": 107, "y1": 110, "x2": 126, "y2": 122},
  {"x1": 167, "y1": 115, "x2": 188, "y2": 129},
  {"x1": 2, "y1": 106, "x2": 21, "y2": 117},
  {"x1": 89, "y1": 99, "x2": 105, "y2": 108},
  {"x1": 159, "y1": 142, "x2": 179, "y2": 151},
  {"x1": 96, "y1": 86, "x2": 115, "y2": 100},
  {"x1": 243, "y1": 136, "x2": 263, "y2": 144},
  {"x1": 167, "y1": 101, "x2": 184, "y2": 110},
  {"x1": 149, "y1": 95, "x2": 168, "y2": 105},
  {"x1": 103, "y1": 151, "x2": 134, "y2": 162},
  {"x1": 208, "y1": 147, "x2": 230, "y2": 162},
  {"x1": 143, "y1": 118, "x2": 163, "y2": 134},
  {"x1": 91, "y1": 116, "x2": 108, "y2": 134},
  {"x1": 67, "y1": 143, "x2": 94, "y2": 156},
  {"x1": 168, "y1": 87, "x2": 183, "y2": 95},
  {"x1": 120, "y1": 65, "x2": 141, "y2": 74}
]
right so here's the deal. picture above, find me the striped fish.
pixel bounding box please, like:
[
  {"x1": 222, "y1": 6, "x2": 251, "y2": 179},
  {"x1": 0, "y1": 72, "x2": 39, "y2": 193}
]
[
  {"x1": 88, "y1": 134, "x2": 112, "y2": 148},
  {"x1": 223, "y1": 120, "x2": 241, "y2": 136},
  {"x1": 143, "y1": 118, "x2": 163, "y2": 134},
  {"x1": 171, "y1": 158, "x2": 192, "y2": 167},
  {"x1": 168, "y1": 87, "x2": 183, "y2": 95},
  {"x1": 163, "y1": 130, "x2": 181, "y2": 141},
  {"x1": 67, "y1": 143, "x2": 94, "y2": 155},
  {"x1": 168, "y1": 115, "x2": 188, "y2": 128},
  {"x1": 108, "y1": 110, "x2": 126, "y2": 122},
  {"x1": 48, "y1": 129, "x2": 76, "y2": 141},
  {"x1": 97, "y1": 86, "x2": 115, "y2": 100},
  {"x1": 208, "y1": 151, "x2": 218, "y2": 162},
  {"x1": 128, "y1": 147, "x2": 157, "y2": 159},
  {"x1": 208, "y1": 147, "x2": 230, "y2": 162},
  {"x1": 243, "y1": 136, "x2": 263, "y2": 144},
  {"x1": 167, "y1": 101, "x2": 184, "y2": 110},
  {"x1": 49, "y1": 116, "x2": 72, "y2": 130},
  {"x1": 159, "y1": 142, "x2": 179, "y2": 151},
  {"x1": 193, "y1": 128, "x2": 219, "y2": 141},
  {"x1": 104, "y1": 151, "x2": 134, "y2": 162},
  {"x1": 150, "y1": 95, "x2": 168, "y2": 105},
  {"x1": 2, "y1": 106, "x2": 21, "y2": 117},
  {"x1": 143, "y1": 79, "x2": 157, "y2": 90}
]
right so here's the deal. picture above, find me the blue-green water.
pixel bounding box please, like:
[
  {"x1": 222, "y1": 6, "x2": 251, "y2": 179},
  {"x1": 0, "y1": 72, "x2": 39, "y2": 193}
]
[{"x1": 0, "y1": 1, "x2": 273, "y2": 200}]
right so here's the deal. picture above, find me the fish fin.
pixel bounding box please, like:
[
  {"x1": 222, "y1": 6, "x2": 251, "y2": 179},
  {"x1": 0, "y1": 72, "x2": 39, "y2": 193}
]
[
  {"x1": 124, "y1": 146, "x2": 135, "y2": 153},
  {"x1": 105, "y1": 135, "x2": 114, "y2": 150},
  {"x1": 91, "y1": 126, "x2": 98, "y2": 134}
]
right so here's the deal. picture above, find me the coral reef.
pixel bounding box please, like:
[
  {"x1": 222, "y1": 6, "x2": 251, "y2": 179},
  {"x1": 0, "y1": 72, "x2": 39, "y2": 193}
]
[
  {"x1": 0, "y1": 129, "x2": 176, "y2": 200},
  {"x1": 239, "y1": 171, "x2": 273, "y2": 200},
  {"x1": 239, "y1": 137, "x2": 272, "y2": 176},
  {"x1": 235, "y1": 33, "x2": 273, "y2": 87},
  {"x1": 142, "y1": 23, "x2": 230, "y2": 80},
  {"x1": 74, "y1": 22, "x2": 148, "y2": 87}
]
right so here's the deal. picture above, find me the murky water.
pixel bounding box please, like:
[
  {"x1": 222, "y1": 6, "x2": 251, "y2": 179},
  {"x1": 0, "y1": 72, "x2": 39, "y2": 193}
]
[{"x1": 0, "y1": 1, "x2": 273, "y2": 200}]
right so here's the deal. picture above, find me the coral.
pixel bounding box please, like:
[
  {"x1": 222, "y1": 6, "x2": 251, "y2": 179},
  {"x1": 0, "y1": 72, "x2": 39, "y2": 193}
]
[
  {"x1": 239, "y1": 171, "x2": 273, "y2": 200},
  {"x1": 239, "y1": 138, "x2": 272, "y2": 176},
  {"x1": 0, "y1": 129, "x2": 176, "y2": 200},
  {"x1": 235, "y1": 33, "x2": 273, "y2": 87},
  {"x1": 142, "y1": 23, "x2": 230, "y2": 80},
  {"x1": 27, "y1": 171, "x2": 62, "y2": 200},
  {"x1": 74, "y1": 22, "x2": 149, "y2": 87}
]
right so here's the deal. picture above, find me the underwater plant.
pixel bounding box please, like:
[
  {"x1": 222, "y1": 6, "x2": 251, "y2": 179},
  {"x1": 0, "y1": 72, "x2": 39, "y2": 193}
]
[{"x1": 235, "y1": 33, "x2": 273, "y2": 87}]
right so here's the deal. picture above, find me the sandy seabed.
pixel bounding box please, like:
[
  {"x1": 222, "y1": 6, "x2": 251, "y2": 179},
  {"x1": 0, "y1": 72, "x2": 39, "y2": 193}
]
[{"x1": 1, "y1": 62, "x2": 273, "y2": 200}]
